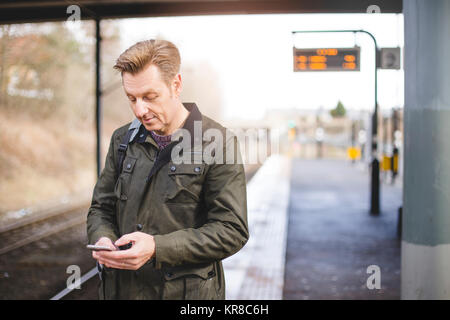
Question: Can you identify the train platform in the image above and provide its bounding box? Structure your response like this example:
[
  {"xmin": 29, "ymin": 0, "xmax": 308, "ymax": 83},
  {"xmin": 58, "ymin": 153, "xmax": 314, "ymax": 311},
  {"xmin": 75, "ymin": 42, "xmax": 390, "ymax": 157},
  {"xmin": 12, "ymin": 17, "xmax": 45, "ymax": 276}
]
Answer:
[
  {"xmin": 223, "ymin": 154, "xmax": 291, "ymax": 299},
  {"xmin": 284, "ymin": 158, "xmax": 402, "ymax": 299},
  {"xmin": 224, "ymin": 156, "xmax": 402, "ymax": 300}
]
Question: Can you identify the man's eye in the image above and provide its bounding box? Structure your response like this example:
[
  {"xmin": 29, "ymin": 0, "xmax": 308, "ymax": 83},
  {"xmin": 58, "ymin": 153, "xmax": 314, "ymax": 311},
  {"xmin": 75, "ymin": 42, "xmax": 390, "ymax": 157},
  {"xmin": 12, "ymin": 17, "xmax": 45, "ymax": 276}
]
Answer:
[
  {"xmin": 128, "ymin": 96, "xmax": 136, "ymax": 102},
  {"xmin": 144, "ymin": 96, "xmax": 157, "ymax": 101}
]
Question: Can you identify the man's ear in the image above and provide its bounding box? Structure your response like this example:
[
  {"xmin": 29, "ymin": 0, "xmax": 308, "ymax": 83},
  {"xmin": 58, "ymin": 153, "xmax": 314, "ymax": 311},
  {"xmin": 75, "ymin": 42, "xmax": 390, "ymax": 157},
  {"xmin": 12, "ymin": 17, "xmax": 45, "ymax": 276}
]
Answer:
[{"xmin": 172, "ymin": 73, "xmax": 182, "ymax": 97}]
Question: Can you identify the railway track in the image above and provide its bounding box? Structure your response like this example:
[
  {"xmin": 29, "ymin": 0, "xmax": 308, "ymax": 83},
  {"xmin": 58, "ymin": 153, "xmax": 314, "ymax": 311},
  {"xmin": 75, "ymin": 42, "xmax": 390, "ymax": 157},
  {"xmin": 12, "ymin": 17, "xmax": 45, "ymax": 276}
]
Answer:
[{"xmin": 0, "ymin": 200, "xmax": 90, "ymax": 256}]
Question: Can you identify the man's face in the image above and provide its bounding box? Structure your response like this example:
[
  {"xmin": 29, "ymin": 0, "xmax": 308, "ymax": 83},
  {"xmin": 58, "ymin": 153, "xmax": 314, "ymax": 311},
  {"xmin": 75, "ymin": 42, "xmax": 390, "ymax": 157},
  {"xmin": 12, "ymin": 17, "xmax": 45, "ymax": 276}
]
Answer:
[{"xmin": 122, "ymin": 64, "xmax": 181, "ymax": 135}]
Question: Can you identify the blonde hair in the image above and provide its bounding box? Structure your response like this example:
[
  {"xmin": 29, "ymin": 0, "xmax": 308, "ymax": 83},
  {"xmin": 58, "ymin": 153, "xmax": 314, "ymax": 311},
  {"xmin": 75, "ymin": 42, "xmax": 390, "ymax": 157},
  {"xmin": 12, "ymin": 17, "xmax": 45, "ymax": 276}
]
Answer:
[{"xmin": 113, "ymin": 39, "xmax": 181, "ymax": 87}]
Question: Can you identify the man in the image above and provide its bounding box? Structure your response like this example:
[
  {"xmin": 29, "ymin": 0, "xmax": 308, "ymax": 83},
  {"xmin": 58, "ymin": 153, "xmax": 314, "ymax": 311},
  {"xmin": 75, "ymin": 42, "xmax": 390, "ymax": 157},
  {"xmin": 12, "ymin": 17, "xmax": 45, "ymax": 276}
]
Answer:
[{"xmin": 87, "ymin": 39, "xmax": 249, "ymax": 300}]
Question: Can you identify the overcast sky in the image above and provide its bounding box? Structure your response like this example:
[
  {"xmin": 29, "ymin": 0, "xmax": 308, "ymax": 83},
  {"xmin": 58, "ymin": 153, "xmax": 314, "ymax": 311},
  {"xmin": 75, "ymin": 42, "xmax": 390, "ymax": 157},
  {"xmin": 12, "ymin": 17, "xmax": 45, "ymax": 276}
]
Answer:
[{"xmin": 117, "ymin": 13, "xmax": 404, "ymax": 121}]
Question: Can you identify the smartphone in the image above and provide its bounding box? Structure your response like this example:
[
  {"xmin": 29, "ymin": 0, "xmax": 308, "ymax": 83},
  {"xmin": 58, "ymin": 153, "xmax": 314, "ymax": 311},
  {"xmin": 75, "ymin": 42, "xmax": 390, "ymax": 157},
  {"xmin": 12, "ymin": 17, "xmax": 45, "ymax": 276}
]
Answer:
[{"xmin": 86, "ymin": 244, "xmax": 115, "ymax": 251}]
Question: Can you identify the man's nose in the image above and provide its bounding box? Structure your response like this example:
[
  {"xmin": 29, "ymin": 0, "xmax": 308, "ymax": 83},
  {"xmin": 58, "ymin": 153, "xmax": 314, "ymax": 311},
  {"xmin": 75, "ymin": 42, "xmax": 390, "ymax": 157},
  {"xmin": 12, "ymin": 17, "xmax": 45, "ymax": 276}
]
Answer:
[{"xmin": 135, "ymin": 99, "xmax": 147, "ymax": 118}]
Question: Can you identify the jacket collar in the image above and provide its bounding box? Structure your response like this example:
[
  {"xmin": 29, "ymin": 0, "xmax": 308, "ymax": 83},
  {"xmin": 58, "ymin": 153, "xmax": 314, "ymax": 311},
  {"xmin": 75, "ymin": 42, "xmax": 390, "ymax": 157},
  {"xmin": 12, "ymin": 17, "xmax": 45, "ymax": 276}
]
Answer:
[{"xmin": 146, "ymin": 103, "xmax": 202, "ymax": 179}]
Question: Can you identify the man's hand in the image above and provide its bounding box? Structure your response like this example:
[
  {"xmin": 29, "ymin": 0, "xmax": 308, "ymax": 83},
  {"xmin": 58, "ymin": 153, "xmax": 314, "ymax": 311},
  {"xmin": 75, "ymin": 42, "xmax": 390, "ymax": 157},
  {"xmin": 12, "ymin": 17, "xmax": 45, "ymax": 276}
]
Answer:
[
  {"xmin": 92, "ymin": 232, "xmax": 156, "ymax": 270},
  {"xmin": 91, "ymin": 237, "xmax": 117, "ymax": 261}
]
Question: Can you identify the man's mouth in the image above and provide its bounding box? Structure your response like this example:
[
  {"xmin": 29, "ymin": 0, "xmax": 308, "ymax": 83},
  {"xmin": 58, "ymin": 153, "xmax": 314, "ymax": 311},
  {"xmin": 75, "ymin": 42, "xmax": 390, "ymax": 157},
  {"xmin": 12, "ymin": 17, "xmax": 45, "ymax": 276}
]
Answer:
[{"xmin": 143, "ymin": 115, "xmax": 156, "ymax": 123}]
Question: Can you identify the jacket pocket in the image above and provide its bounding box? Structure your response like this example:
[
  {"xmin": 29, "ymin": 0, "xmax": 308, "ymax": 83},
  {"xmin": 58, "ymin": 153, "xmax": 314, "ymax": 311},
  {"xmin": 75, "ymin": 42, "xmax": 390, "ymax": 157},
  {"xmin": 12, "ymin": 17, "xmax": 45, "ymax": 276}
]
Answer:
[
  {"xmin": 116, "ymin": 156, "xmax": 138, "ymax": 196},
  {"xmin": 114, "ymin": 156, "xmax": 138, "ymax": 232},
  {"xmin": 162, "ymin": 263, "xmax": 217, "ymax": 300},
  {"xmin": 165, "ymin": 163, "xmax": 206, "ymax": 204},
  {"xmin": 122, "ymin": 156, "xmax": 137, "ymax": 174}
]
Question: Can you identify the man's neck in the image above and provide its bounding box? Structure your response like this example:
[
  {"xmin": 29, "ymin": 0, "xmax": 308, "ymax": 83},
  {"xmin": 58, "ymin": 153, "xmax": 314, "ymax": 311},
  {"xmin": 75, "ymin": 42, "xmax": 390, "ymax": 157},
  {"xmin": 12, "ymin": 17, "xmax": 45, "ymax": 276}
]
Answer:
[{"xmin": 155, "ymin": 102, "xmax": 189, "ymax": 136}]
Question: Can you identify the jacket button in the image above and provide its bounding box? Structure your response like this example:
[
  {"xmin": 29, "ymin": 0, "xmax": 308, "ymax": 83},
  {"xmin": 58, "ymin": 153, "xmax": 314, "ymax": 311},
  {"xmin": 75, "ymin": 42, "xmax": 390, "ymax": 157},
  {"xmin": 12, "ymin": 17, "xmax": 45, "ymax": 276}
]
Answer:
[
  {"xmin": 170, "ymin": 166, "xmax": 176, "ymax": 172},
  {"xmin": 194, "ymin": 167, "xmax": 201, "ymax": 173},
  {"xmin": 120, "ymin": 194, "xmax": 128, "ymax": 201},
  {"xmin": 166, "ymin": 272, "xmax": 173, "ymax": 278},
  {"xmin": 126, "ymin": 163, "xmax": 132, "ymax": 170},
  {"xmin": 208, "ymin": 271, "xmax": 215, "ymax": 277},
  {"xmin": 136, "ymin": 224, "xmax": 143, "ymax": 231}
]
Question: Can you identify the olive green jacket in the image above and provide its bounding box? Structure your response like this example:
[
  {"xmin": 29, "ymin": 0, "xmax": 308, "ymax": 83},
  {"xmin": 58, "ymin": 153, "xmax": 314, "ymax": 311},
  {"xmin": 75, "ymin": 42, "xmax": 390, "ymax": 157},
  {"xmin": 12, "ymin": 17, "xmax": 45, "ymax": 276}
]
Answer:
[{"xmin": 86, "ymin": 103, "xmax": 249, "ymax": 299}]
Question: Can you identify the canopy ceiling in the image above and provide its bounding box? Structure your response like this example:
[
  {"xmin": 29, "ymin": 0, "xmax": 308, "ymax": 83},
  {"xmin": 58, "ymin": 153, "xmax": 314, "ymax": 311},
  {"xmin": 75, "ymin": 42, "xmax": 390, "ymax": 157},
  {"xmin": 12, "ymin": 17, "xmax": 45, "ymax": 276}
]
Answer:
[{"xmin": 0, "ymin": 0, "xmax": 402, "ymax": 24}]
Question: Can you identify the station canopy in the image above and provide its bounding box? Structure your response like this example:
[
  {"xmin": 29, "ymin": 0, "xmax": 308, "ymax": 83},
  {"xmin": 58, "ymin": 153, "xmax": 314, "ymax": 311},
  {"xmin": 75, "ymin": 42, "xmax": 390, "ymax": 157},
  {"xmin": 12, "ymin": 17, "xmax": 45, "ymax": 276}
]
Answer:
[{"xmin": 0, "ymin": 0, "xmax": 402, "ymax": 24}]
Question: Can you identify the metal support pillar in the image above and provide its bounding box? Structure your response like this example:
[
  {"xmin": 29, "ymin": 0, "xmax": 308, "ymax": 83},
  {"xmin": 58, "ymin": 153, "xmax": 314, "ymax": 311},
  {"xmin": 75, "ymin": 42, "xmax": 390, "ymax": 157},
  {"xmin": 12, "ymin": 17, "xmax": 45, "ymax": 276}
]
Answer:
[{"xmin": 95, "ymin": 18, "xmax": 102, "ymax": 178}]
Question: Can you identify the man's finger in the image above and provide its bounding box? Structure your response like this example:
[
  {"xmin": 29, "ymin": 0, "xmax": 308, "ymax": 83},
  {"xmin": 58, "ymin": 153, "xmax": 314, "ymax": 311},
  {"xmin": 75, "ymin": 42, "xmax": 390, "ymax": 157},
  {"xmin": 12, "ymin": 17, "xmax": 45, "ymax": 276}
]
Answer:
[
  {"xmin": 101, "ymin": 258, "xmax": 138, "ymax": 270},
  {"xmin": 95, "ymin": 237, "xmax": 115, "ymax": 248},
  {"xmin": 95, "ymin": 247, "xmax": 137, "ymax": 260},
  {"xmin": 99, "ymin": 252, "xmax": 146, "ymax": 268},
  {"xmin": 114, "ymin": 232, "xmax": 138, "ymax": 247}
]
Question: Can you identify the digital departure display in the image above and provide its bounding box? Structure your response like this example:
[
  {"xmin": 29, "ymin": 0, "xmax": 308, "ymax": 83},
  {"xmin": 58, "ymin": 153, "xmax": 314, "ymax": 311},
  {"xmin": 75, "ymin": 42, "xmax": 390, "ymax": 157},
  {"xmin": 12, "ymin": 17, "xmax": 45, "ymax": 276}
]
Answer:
[{"xmin": 293, "ymin": 47, "xmax": 360, "ymax": 72}]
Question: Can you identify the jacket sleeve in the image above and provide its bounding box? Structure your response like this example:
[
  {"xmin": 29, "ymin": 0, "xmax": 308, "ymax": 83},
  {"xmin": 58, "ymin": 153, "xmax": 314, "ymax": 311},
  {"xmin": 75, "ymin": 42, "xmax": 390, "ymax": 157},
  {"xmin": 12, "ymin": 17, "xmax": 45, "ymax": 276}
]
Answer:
[
  {"xmin": 153, "ymin": 135, "xmax": 249, "ymax": 268},
  {"xmin": 86, "ymin": 132, "xmax": 120, "ymax": 244}
]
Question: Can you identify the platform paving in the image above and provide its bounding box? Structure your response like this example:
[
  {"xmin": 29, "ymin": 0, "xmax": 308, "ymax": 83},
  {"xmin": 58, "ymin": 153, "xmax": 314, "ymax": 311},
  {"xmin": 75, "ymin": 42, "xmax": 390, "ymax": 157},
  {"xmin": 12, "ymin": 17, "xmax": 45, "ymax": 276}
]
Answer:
[
  {"xmin": 283, "ymin": 159, "xmax": 402, "ymax": 299},
  {"xmin": 223, "ymin": 155, "xmax": 291, "ymax": 299}
]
